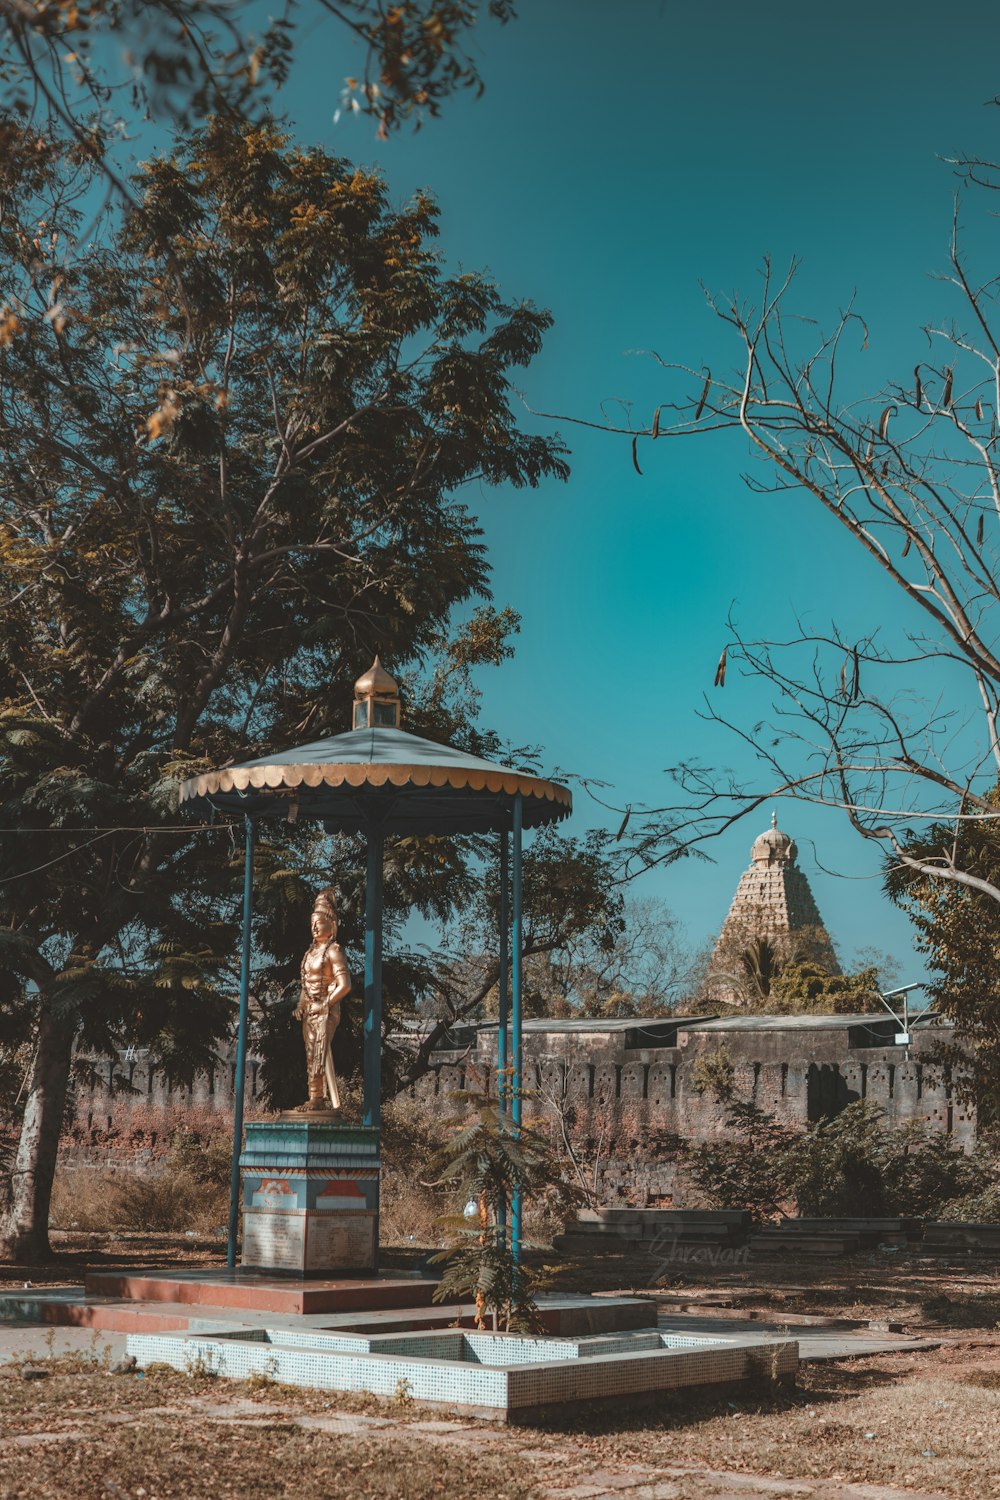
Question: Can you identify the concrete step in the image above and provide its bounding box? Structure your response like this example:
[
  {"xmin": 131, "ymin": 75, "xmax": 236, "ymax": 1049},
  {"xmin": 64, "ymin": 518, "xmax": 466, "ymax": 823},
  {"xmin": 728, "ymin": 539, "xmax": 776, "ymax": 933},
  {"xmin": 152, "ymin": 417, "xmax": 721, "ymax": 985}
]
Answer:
[
  {"xmin": 580, "ymin": 1208, "xmax": 751, "ymax": 1227},
  {"xmin": 791, "ymin": 1217, "xmax": 920, "ymax": 1235},
  {"xmin": 0, "ymin": 1286, "xmax": 657, "ymax": 1340},
  {"xmin": 562, "ymin": 1221, "xmax": 745, "ymax": 1245},
  {"xmin": 750, "ymin": 1231, "xmax": 862, "ymax": 1256},
  {"xmin": 922, "ymin": 1222, "xmax": 1000, "ymax": 1251},
  {"xmin": 84, "ymin": 1269, "xmax": 440, "ymax": 1316}
]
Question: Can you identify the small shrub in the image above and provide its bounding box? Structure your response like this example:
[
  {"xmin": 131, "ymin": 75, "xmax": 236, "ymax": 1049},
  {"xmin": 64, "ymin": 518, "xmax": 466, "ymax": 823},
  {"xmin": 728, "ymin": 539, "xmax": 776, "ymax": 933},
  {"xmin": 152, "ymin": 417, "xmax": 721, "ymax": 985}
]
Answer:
[
  {"xmin": 169, "ymin": 1129, "xmax": 232, "ymax": 1191},
  {"xmin": 938, "ymin": 1181, "xmax": 1000, "ymax": 1222},
  {"xmin": 429, "ymin": 1087, "xmax": 584, "ymax": 1331},
  {"xmin": 50, "ymin": 1162, "xmax": 228, "ymax": 1234},
  {"xmin": 889, "ymin": 1134, "xmax": 995, "ymax": 1218},
  {"xmin": 682, "ymin": 1100, "xmax": 798, "ymax": 1221},
  {"xmin": 690, "ymin": 1043, "xmax": 736, "ymax": 1102},
  {"xmin": 789, "ymin": 1103, "xmax": 891, "ymax": 1218}
]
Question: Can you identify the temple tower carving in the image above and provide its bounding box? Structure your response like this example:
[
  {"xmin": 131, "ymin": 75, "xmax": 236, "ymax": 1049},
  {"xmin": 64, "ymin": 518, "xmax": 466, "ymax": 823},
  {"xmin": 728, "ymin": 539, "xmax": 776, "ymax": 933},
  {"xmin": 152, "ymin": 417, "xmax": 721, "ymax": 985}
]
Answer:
[{"xmin": 706, "ymin": 813, "xmax": 840, "ymax": 1005}]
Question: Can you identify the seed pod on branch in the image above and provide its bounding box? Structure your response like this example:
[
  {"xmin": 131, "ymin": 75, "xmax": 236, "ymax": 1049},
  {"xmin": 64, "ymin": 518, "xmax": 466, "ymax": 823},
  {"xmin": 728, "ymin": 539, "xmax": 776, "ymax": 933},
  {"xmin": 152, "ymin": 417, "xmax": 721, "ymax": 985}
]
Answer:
[
  {"xmin": 695, "ymin": 371, "xmax": 711, "ymax": 420},
  {"xmin": 714, "ymin": 647, "xmax": 727, "ymax": 688}
]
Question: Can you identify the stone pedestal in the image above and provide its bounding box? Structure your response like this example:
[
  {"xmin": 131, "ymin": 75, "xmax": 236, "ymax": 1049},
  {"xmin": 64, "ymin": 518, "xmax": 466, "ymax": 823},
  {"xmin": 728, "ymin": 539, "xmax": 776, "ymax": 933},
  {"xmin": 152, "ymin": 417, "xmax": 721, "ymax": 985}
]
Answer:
[{"xmin": 240, "ymin": 1121, "xmax": 380, "ymax": 1276}]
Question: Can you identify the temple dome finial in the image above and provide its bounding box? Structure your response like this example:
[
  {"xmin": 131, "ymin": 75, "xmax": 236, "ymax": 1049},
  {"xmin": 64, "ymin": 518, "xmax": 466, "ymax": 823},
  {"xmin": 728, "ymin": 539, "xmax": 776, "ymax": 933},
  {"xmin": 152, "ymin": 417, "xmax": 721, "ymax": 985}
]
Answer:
[
  {"xmin": 751, "ymin": 813, "xmax": 796, "ymax": 866},
  {"xmin": 353, "ymin": 655, "xmax": 401, "ymax": 730}
]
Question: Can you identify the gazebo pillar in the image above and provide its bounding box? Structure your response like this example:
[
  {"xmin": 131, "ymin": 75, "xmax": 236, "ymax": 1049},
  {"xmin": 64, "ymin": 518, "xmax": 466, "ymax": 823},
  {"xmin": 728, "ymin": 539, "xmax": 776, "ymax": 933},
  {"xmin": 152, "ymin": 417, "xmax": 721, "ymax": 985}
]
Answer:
[
  {"xmin": 227, "ymin": 813, "xmax": 256, "ymax": 1270},
  {"xmin": 497, "ymin": 830, "xmax": 509, "ymax": 1110},
  {"xmin": 363, "ymin": 824, "xmax": 385, "ymax": 1130},
  {"xmin": 496, "ymin": 829, "xmax": 509, "ymax": 1241},
  {"xmin": 511, "ymin": 792, "xmax": 524, "ymax": 1263}
]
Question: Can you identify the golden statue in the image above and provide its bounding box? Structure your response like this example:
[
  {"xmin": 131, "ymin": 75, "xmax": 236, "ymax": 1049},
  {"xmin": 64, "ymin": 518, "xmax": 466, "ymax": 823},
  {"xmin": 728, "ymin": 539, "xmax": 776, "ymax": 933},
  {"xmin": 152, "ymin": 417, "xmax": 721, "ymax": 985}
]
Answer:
[{"xmin": 292, "ymin": 887, "xmax": 351, "ymax": 1112}]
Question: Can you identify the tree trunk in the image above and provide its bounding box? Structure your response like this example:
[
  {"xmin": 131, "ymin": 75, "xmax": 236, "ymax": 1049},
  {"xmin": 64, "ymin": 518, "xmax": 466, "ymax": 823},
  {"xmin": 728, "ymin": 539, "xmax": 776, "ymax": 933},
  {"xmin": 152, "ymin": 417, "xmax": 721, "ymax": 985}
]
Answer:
[{"xmin": 0, "ymin": 1004, "xmax": 76, "ymax": 1263}]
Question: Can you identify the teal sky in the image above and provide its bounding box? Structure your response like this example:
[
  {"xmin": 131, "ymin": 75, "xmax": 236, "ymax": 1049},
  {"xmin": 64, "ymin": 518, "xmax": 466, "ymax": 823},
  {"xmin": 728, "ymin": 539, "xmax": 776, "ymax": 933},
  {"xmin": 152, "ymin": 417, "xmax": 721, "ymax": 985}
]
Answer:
[{"xmin": 277, "ymin": 1, "xmax": 1000, "ymax": 976}]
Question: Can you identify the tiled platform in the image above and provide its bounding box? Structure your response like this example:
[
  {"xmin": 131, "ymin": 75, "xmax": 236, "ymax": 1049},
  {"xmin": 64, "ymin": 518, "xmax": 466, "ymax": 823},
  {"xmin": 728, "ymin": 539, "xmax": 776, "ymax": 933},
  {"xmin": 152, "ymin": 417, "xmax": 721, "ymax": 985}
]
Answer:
[
  {"xmin": 0, "ymin": 1281, "xmax": 658, "ymax": 1339},
  {"xmin": 127, "ymin": 1321, "xmax": 799, "ymax": 1420}
]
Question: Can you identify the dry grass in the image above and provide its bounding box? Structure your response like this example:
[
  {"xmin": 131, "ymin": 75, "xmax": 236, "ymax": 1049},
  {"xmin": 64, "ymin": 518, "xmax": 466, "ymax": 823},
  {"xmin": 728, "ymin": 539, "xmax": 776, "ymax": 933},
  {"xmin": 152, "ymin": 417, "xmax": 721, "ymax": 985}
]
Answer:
[
  {"xmin": 2, "ymin": 1340, "xmax": 1000, "ymax": 1499},
  {"xmin": 50, "ymin": 1167, "xmax": 227, "ymax": 1237},
  {"xmin": 533, "ymin": 1347, "xmax": 1000, "ymax": 1497},
  {"xmin": 0, "ymin": 1362, "xmax": 537, "ymax": 1500}
]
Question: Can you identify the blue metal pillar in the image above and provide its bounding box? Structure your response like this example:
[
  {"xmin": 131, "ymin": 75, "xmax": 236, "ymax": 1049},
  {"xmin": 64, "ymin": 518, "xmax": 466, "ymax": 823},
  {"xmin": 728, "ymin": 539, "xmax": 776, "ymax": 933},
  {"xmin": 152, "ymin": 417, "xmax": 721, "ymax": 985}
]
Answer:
[
  {"xmin": 497, "ymin": 830, "xmax": 509, "ymax": 1111},
  {"xmin": 363, "ymin": 824, "xmax": 384, "ymax": 1269},
  {"xmin": 227, "ymin": 813, "xmax": 255, "ymax": 1270},
  {"xmin": 363, "ymin": 824, "xmax": 384, "ymax": 1128},
  {"xmin": 511, "ymin": 793, "xmax": 523, "ymax": 1264},
  {"xmin": 497, "ymin": 828, "xmax": 510, "ymax": 1245}
]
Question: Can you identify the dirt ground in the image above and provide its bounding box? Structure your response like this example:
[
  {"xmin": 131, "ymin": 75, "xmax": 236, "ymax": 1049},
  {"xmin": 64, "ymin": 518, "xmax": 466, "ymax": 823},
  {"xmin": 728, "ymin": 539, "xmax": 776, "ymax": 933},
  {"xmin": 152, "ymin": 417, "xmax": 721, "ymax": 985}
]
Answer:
[{"xmin": 2, "ymin": 1236, "xmax": 1000, "ymax": 1500}]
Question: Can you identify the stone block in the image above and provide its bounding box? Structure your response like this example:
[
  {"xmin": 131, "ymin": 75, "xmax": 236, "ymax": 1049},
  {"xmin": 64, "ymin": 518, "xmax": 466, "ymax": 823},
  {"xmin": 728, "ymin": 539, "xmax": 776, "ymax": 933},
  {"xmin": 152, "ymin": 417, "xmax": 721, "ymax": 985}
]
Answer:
[{"xmin": 240, "ymin": 1121, "xmax": 380, "ymax": 1276}]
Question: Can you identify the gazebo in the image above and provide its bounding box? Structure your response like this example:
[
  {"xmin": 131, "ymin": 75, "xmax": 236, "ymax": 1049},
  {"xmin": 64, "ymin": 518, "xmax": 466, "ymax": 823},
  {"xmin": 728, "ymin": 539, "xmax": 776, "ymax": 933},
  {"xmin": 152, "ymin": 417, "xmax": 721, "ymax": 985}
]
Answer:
[{"xmin": 178, "ymin": 660, "xmax": 571, "ymax": 1270}]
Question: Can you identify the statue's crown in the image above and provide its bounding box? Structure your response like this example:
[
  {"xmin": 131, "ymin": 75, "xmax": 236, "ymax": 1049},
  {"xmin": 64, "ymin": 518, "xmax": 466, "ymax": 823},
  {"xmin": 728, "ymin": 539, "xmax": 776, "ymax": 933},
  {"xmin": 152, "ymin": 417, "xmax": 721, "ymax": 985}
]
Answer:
[{"xmin": 312, "ymin": 887, "xmax": 338, "ymax": 925}]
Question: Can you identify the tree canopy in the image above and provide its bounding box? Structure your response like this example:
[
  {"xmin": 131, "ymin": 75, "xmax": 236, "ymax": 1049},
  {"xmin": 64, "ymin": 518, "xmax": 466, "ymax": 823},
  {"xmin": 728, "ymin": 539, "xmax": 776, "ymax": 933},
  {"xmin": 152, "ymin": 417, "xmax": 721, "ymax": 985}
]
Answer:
[
  {"xmin": 0, "ymin": 2, "xmax": 516, "ymax": 197},
  {"xmin": 0, "ymin": 115, "xmax": 566, "ymax": 1259},
  {"xmin": 886, "ymin": 802, "xmax": 1000, "ymax": 1125}
]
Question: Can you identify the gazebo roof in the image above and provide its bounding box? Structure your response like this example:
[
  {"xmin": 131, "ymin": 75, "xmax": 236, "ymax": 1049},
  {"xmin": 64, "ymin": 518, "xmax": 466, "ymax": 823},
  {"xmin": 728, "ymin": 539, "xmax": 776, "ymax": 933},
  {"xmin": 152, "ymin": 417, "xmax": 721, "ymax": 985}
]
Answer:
[{"xmin": 178, "ymin": 725, "xmax": 571, "ymax": 835}]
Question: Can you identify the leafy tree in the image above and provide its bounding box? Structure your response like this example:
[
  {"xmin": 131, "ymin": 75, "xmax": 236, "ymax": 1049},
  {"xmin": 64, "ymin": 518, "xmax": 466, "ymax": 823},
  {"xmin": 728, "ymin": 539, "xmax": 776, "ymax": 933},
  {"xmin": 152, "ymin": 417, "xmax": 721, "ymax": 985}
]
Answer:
[
  {"xmin": 685, "ymin": 1089, "xmax": 994, "ymax": 1223},
  {"xmin": 886, "ymin": 807, "xmax": 1000, "ymax": 1125},
  {"xmin": 0, "ymin": 116, "xmax": 567, "ymax": 1261},
  {"xmin": 767, "ymin": 960, "xmax": 880, "ymax": 1015},
  {"xmin": 0, "ymin": 1, "xmax": 516, "ymax": 199},
  {"xmin": 788, "ymin": 1102, "xmax": 893, "ymax": 1218},
  {"xmin": 704, "ymin": 932, "xmax": 880, "ymax": 1013},
  {"xmin": 788, "ymin": 1102, "xmax": 994, "ymax": 1219}
]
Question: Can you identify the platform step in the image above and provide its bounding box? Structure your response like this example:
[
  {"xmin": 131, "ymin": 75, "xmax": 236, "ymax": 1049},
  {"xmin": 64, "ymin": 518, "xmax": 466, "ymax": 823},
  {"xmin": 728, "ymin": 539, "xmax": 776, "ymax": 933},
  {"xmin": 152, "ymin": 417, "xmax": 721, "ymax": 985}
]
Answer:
[
  {"xmin": 83, "ymin": 1269, "xmax": 441, "ymax": 1317},
  {"xmin": 922, "ymin": 1222, "xmax": 1000, "ymax": 1251},
  {"xmin": 750, "ymin": 1231, "xmax": 862, "ymax": 1256}
]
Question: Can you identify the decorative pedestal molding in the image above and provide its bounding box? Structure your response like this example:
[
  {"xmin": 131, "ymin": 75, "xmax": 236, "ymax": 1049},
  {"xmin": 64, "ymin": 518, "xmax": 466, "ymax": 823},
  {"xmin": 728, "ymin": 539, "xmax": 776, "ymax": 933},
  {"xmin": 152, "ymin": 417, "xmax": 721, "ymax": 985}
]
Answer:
[{"xmin": 240, "ymin": 1121, "xmax": 380, "ymax": 1276}]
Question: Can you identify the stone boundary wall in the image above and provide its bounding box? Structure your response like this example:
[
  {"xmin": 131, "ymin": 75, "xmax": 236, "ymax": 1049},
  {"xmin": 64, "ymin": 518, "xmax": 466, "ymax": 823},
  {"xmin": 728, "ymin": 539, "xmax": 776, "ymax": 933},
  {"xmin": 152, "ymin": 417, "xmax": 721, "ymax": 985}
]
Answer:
[
  {"xmin": 63, "ymin": 1049, "xmax": 266, "ymax": 1166},
  {"xmin": 62, "ymin": 1013, "xmax": 975, "ymax": 1197},
  {"xmin": 404, "ymin": 1014, "xmax": 975, "ymax": 1204}
]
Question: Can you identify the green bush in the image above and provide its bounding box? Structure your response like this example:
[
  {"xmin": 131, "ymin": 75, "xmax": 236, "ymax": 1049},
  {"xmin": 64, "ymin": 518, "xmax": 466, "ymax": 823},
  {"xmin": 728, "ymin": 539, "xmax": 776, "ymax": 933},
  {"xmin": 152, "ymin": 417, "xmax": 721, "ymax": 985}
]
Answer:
[
  {"xmin": 684, "ymin": 1097, "xmax": 998, "ymax": 1222},
  {"xmin": 789, "ymin": 1103, "xmax": 893, "ymax": 1217},
  {"xmin": 683, "ymin": 1100, "xmax": 798, "ymax": 1222}
]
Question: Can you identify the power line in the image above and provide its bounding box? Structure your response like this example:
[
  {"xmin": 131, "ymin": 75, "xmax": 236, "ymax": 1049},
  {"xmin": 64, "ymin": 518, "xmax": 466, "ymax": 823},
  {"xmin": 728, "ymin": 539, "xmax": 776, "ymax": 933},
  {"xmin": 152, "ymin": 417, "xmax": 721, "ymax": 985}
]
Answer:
[{"xmin": 0, "ymin": 822, "xmax": 226, "ymax": 834}]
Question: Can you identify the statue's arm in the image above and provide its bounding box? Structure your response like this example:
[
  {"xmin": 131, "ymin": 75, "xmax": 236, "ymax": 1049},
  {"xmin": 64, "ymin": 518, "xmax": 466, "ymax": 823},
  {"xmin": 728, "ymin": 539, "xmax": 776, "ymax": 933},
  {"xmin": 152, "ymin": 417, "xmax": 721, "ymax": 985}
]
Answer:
[{"xmin": 326, "ymin": 944, "xmax": 352, "ymax": 1008}]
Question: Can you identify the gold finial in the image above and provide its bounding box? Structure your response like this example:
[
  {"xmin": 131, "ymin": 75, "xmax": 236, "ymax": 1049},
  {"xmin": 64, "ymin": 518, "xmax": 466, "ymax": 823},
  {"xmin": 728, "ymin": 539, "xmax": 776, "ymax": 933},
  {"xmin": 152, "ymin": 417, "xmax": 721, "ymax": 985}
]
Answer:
[{"xmin": 353, "ymin": 655, "xmax": 401, "ymax": 730}]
